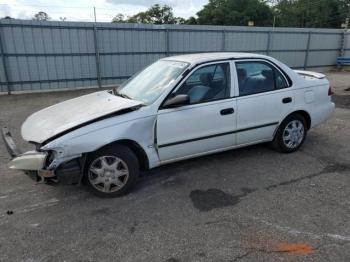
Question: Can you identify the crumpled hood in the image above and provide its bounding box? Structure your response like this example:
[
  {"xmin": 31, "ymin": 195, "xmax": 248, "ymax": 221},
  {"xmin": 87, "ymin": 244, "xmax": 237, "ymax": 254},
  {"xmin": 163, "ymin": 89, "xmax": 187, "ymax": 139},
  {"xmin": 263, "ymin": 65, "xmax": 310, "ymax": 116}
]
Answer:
[{"xmin": 21, "ymin": 91, "xmax": 142, "ymax": 143}]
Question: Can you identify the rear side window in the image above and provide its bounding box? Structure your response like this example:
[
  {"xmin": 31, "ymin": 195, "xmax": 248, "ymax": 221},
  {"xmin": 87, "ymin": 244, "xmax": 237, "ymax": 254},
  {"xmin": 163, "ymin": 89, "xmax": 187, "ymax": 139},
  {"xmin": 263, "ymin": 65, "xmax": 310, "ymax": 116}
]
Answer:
[{"xmin": 236, "ymin": 61, "xmax": 288, "ymax": 96}]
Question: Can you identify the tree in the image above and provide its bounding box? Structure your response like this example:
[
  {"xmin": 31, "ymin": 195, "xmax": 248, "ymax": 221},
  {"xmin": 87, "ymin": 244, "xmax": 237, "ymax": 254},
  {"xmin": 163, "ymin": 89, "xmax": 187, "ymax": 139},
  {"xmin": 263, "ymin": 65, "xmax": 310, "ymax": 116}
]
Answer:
[
  {"xmin": 112, "ymin": 4, "xmax": 184, "ymax": 24},
  {"xmin": 33, "ymin": 11, "xmax": 50, "ymax": 21},
  {"xmin": 112, "ymin": 13, "xmax": 128, "ymax": 23},
  {"xmin": 196, "ymin": 0, "xmax": 273, "ymax": 26},
  {"xmin": 185, "ymin": 16, "xmax": 198, "ymax": 25},
  {"xmin": 110, "ymin": 0, "xmax": 350, "ymax": 28},
  {"xmin": 273, "ymin": 0, "xmax": 350, "ymax": 28},
  {"xmin": 1, "ymin": 16, "xmax": 13, "ymax": 19}
]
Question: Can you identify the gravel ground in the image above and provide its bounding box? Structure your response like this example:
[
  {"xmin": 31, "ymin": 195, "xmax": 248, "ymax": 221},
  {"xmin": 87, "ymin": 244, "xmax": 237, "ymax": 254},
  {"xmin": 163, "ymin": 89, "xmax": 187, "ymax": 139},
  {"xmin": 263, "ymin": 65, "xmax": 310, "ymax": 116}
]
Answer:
[{"xmin": 0, "ymin": 72, "xmax": 349, "ymax": 262}]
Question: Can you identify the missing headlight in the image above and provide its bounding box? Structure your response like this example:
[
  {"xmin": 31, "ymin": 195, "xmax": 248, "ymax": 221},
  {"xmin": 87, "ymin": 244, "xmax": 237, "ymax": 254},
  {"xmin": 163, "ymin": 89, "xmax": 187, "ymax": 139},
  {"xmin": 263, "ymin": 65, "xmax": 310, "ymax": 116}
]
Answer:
[{"xmin": 45, "ymin": 150, "xmax": 56, "ymax": 167}]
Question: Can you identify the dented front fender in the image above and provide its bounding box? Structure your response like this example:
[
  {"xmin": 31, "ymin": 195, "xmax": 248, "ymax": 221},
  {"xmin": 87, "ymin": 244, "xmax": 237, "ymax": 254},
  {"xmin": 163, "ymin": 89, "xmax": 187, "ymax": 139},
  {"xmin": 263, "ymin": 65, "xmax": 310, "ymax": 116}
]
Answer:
[{"xmin": 40, "ymin": 109, "xmax": 159, "ymax": 169}]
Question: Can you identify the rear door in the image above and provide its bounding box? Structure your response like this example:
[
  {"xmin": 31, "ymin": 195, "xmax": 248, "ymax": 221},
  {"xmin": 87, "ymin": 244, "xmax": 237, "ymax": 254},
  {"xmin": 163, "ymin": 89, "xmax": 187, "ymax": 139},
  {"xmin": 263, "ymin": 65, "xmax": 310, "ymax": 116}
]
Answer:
[
  {"xmin": 156, "ymin": 61, "xmax": 237, "ymax": 162},
  {"xmin": 234, "ymin": 59, "xmax": 294, "ymax": 145}
]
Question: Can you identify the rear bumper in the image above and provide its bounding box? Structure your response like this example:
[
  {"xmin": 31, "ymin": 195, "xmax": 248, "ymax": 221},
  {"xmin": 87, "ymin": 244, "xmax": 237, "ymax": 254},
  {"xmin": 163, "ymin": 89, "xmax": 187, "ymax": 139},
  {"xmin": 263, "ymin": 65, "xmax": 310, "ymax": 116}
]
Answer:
[{"xmin": 2, "ymin": 127, "xmax": 80, "ymax": 184}]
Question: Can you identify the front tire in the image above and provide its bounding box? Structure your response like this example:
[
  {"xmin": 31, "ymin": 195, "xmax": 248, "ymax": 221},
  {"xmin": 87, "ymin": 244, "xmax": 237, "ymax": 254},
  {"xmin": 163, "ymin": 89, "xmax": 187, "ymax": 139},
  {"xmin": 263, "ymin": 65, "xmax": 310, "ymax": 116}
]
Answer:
[
  {"xmin": 271, "ymin": 114, "xmax": 307, "ymax": 153},
  {"xmin": 85, "ymin": 145, "xmax": 139, "ymax": 197}
]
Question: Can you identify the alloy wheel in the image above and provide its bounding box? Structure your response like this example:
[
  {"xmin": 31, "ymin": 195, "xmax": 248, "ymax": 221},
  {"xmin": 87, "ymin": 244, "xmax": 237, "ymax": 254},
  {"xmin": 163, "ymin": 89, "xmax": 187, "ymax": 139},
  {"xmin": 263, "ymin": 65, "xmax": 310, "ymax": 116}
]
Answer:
[
  {"xmin": 282, "ymin": 120, "xmax": 305, "ymax": 149},
  {"xmin": 88, "ymin": 155, "xmax": 129, "ymax": 193}
]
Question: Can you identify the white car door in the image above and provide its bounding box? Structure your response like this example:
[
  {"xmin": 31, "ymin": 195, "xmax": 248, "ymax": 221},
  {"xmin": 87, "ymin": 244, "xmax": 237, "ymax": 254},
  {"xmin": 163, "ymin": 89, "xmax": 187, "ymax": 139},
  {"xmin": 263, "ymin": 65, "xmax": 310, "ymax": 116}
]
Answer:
[
  {"xmin": 234, "ymin": 59, "xmax": 294, "ymax": 145},
  {"xmin": 156, "ymin": 61, "xmax": 237, "ymax": 162}
]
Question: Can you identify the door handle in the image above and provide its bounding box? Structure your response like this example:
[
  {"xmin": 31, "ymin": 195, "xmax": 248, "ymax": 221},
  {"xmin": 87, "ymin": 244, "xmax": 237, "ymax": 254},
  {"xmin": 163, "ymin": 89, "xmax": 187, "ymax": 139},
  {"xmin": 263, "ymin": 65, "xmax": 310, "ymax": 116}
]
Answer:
[
  {"xmin": 220, "ymin": 108, "xmax": 234, "ymax": 115},
  {"xmin": 282, "ymin": 97, "xmax": 292, "ymax": 103}
]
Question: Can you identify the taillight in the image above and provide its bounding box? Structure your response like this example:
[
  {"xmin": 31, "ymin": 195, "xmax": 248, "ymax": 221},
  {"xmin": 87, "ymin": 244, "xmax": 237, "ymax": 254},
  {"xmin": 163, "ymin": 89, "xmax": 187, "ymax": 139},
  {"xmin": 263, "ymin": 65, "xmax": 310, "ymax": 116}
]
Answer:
[{"xmin": 328, "ymin": 86, "xmax": 334, "ymax": 96}]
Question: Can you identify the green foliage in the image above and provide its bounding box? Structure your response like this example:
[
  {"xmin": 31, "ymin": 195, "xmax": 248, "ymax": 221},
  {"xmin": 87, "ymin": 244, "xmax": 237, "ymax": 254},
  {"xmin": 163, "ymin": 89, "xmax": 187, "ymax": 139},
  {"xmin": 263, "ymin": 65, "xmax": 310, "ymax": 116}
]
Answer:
[
  {"xmin": 274, "ymin": 0, "xmax": 350, "ymax": 28},
  {"xmin": 112, "ymin": 14, "xmax": 128, "ymax": 23},
  {"xmin": 195, "ymin": 0, "xmax": 273, "ymax": 26},
  {"xmin": 33, "ymin": 11, "xmax": 50, "ymax": 21},
  {"xmin": 185, "ymin": 16, "xmax": 198, "ymax": 25},
  {"xmin": 112, "ymin": 0, "xmax": 350, "ymax": 28},
  {"xmin": 112, "ymin": 4, "xmax": 184, "ymax": 24}
]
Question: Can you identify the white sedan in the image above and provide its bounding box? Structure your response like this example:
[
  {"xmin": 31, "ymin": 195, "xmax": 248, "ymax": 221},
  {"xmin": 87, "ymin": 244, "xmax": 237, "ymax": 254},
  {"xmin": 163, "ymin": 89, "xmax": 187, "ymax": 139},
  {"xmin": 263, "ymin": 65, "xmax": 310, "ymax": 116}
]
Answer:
[{"xmin": 2, "ymin": 53, "xmax": 335, "ymax": 197}]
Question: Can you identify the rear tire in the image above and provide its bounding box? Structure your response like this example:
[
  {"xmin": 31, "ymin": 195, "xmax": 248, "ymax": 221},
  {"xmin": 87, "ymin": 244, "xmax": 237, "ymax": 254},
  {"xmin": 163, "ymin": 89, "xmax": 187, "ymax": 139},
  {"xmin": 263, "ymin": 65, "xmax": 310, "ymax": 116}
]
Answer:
[
  {"xmin": 271, "ymin": 114, "xmax": 307, "ymax": 153},
  {"xmin": 84, "ymin": 145, "xmax": 139, "ymax": 197}
]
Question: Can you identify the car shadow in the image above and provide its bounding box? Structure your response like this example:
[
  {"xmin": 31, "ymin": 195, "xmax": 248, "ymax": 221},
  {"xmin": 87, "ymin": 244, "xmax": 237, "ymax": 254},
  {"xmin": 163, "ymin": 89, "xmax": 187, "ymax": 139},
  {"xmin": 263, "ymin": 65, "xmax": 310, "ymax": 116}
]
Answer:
[{"xmin": 133, "ymin": 143, "xmax": 273, "ymax": 193}]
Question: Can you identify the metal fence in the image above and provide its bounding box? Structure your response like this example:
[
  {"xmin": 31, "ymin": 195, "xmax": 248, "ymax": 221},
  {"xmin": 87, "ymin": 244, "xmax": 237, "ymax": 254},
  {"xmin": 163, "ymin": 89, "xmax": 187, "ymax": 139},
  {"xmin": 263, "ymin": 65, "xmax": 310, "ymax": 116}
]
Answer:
[{"xmin": 0, "ymin": 19, "xmax": 348, "ymax": 94}]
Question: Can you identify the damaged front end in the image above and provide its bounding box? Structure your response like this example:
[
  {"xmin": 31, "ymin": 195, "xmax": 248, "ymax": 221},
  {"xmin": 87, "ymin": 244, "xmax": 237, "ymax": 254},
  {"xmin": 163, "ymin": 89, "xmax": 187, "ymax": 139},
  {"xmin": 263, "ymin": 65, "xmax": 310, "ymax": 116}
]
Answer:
[
  {"xmin": 2, "ymin": 127, "xmax": 81, "ymax": 184},
  {"xmin": 2, "ymin": 91, "xmax": 144, "ymax": 185}
]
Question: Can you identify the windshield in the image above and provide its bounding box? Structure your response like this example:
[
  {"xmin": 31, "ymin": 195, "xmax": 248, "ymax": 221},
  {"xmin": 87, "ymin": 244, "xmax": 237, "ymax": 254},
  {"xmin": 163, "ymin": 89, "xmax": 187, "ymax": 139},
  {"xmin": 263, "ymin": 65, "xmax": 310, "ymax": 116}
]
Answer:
[{"xmin": 118, "ymin": 60, "xmax": 189, "ymax": 105}]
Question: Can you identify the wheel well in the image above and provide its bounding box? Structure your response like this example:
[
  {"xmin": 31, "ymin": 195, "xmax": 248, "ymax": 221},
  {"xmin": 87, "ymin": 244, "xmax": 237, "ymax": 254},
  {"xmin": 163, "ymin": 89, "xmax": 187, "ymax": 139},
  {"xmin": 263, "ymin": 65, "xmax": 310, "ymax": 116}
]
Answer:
[
  {"xmin": 99, "ymin": 139, "xmax": 149, "ymax": 171},
  {"xmin": 288, "ymin": 110, "xmax": 311, "ymax": 130}
]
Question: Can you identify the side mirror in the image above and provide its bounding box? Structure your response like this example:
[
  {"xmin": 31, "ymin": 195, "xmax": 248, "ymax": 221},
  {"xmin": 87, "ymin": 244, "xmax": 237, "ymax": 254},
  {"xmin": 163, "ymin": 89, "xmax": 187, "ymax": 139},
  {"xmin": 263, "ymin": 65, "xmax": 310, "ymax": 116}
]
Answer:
[{"xmin": 163, "ymin": 94, "xmax": 190, "ymax": 108}]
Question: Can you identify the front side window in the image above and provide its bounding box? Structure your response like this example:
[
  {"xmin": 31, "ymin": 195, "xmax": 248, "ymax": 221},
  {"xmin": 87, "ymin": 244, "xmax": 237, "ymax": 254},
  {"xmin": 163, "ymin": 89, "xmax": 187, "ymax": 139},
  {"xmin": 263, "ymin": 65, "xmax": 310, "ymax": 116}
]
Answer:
[
  {"xmin": 118, "ymin": 60, "xmax": 189, "ymax": 105},
  {"xmin": 173, "ymin": 62, "xmax": 231, "ymax": 104},
  {"xmin": 236, "ymin": 61, "xmax": 288, "ymax": 96}
]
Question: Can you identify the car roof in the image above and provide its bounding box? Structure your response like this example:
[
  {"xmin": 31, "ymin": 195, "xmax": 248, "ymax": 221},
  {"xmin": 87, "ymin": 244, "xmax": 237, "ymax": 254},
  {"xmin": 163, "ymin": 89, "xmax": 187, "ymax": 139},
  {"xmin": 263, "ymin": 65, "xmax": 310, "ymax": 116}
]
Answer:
[{"xmin": 161, "ymin": 52, "xmax": 269, "ymax": 65}]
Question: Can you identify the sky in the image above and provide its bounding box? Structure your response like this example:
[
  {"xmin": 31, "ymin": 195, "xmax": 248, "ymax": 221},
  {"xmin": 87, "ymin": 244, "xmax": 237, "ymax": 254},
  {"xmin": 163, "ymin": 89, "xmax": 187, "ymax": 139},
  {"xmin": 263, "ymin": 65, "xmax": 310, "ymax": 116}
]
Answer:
[{"xmin": 0, "ymin": 0, "xmax": 208, "ymax": 22}]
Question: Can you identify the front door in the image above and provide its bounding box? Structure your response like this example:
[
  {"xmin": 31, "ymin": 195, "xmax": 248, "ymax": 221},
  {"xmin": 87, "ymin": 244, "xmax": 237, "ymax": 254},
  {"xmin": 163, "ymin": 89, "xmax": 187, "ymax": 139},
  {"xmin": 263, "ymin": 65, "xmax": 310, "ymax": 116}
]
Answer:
[{"xmin": 156, "ymin": 62, "xmax": 237, "ymax": 162}]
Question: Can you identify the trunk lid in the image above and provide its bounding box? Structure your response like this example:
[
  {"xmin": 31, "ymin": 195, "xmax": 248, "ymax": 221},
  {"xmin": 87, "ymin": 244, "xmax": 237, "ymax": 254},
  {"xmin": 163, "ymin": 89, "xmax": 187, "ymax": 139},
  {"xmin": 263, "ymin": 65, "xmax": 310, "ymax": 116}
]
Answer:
[{"xmin": 21, "ymin": 91, "xmax": 142, "ymax": 143}]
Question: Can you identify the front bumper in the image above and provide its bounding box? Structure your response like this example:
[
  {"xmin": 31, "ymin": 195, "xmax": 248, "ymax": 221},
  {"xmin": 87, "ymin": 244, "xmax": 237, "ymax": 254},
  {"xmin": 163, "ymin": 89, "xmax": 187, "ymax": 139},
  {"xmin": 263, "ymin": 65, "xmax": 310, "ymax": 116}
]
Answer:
[
  {"xmin": 7, "ymin": 150, "xmax": 48, "ymax": 170},
  {"xmin": 2, "ymin": 127, "xmax": 22, "ymax": 158},
  {"xmin": 2, "ymin": 127, "xmax": 81, "ymax": 184},
  {"xmin": 2, "ymin": 127, "xmax": 55, "ymax": 181}
]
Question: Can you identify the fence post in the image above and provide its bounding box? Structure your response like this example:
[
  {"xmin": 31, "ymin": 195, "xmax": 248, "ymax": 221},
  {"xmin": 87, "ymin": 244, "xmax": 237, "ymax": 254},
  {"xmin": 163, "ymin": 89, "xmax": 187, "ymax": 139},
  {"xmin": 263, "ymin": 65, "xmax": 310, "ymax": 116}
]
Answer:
[
  {"xmin": 338, "ymin": 29, "xmax": 348, "ymax": 69},
  {"xmin": 304, "ymin": 32, "xmax": 311, "ymax": 70},
  {"xmin": 0, "ymin": 26, "xmax": 11, "ymax": 95},
  {"xmin": 266, "ymin": 31, "xmax": 272, "ymax": 55},
  {"xmin": 340, "ymin": 29, "xmax": 348, "ymax": 58},
  {"xmin": 165, "ymin": 28, "xmax": 170, "ymax": 56},
  {"xmin": 222, "ymin": 29, "xmax": 226, "ymax": 51},
  {"xmin": 93, "ymin": 24, "xmax": 102, "ymax": 89},
  {"xmin": 340, "ymin": 18, "xmax": 349, "ymax": 58}
]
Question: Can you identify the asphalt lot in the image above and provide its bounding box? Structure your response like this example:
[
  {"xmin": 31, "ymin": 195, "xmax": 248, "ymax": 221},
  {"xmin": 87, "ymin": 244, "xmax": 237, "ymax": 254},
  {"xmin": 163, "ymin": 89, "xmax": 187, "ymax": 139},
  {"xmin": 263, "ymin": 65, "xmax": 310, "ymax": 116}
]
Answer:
[{"xmin": 0, "ymin": 72, "xmax": 350, "ymax": 262}]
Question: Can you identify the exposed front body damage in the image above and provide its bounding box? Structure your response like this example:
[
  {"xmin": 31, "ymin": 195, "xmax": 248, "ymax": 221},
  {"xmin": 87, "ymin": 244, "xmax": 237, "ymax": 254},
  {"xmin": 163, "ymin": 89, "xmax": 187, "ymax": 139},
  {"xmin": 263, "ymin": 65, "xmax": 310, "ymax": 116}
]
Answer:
[
  {"xmin": 2, "ymin": 52, "xmax": 335, "ymax": 189},
  {"xmin": 5, "ymin": 90, "xmax": 159, "ymax": 184},
  {"xmin": 41, "ymin": 109, "xmax": 159, "ymax": 171}
]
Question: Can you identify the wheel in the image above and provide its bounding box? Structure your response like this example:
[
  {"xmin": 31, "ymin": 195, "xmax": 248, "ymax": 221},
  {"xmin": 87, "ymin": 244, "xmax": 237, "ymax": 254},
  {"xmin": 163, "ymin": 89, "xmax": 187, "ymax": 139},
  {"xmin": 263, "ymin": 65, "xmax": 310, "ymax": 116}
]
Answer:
[
  {"xmin": 271, "ymin": 114, "xmax": 307, "ymax": 153},
  {"xmin": 85, "ymin": 145, "xmax": 139, "ymax": 197}
]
